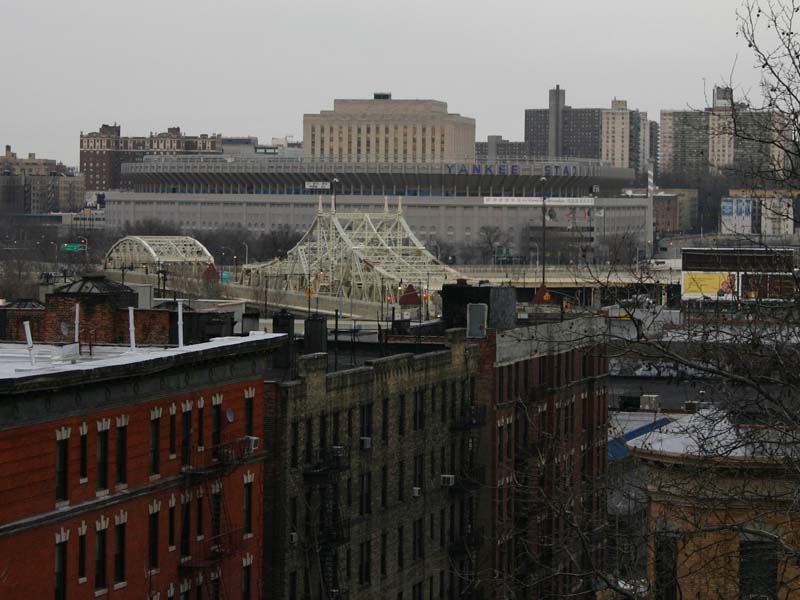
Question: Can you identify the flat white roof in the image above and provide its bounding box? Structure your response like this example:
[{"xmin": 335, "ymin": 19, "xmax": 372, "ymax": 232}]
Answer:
[{"xmin": 0, "ymin": 332, "xmax": 284, "ymax": 381}]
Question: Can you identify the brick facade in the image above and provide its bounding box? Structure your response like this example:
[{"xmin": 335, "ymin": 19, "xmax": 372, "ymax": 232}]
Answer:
[{"xmin": 0, "ymin": 334, "xmax": 284, "ymax": 599}]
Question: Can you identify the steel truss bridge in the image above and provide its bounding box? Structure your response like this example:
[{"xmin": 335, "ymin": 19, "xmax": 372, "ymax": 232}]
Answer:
[{"xmin": 242, "ymin": 197, "xmax": 461, "ymax": 304}]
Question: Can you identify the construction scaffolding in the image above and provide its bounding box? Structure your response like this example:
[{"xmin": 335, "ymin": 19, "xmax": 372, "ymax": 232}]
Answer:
[{"xmin": 243, "ymin": 197, "xmax": 461, "ymax": 304}]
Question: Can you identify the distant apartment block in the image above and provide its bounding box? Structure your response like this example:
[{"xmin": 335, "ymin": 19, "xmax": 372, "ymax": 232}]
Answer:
[
  {"xmin": 0, "ymin": 145, "xmax": 84, "ymax": 213},
  {"xmin": 303, "ymin": 92, "xmax": 476, "ymax": 163},
  {"xmin": 475, "ymin": 136, "xmax": 537, "ymax": 162},
  {"xmin": 659, "ymin": 87, "xmax": 785, "ymax": 180},
  {"xmin": 79, "ymin": 125, "xmax": 222, "ymax": 191},
  {"xmin": 525, "ymin": 86, "xmax": 651, "ymax": 173}
]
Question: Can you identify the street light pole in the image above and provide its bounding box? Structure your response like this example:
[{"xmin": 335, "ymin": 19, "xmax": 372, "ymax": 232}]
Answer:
[
  {"xmin": 540, "ymin": 177, "xmax": 547, "ymax": 288},
  {"xmin": 242, "ymin": 241, "xmax": 249, "ymax": 265}
]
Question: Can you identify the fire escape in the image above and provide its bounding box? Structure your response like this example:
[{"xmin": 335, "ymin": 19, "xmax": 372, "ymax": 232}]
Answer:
[
  {"xmin": 447, "ymin": 404, "xmax": 487, "ymax": 594},
  {"xmin": 180, "ymin": 435, "xmax": 261, "ymax": 598},
  {"xmin": 303, "ymin": 445, "xmax": 351, "ymax": 599}
]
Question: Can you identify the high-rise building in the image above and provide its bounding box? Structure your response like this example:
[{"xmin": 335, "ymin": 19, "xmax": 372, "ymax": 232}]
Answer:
[
  {"xmin": 303, "ymin": 93, "xmax": 476, "ymax": 163},
  {"xmin": 659, "ymin": 87, "xmax": 784, "ymax": 180},
  {"xmin": 79, "ymin": 125, "xmax": 222, "ymax": 191},
  {"xmin": 526, "ymin": 87, "xmax": 651, "ymax": 173},
  {"xmin": 649, "ymin": 121, "xmax": 660, "ymax": 178}
]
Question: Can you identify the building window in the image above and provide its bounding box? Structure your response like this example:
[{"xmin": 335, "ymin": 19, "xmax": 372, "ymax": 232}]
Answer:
[
  {"xmin": 168, "ymin": 505, "xmax": 176, "ymax": 548},
  {"xmin": 55, "ymin": 540, "xmax": 67, "ymax": 600},
  {"xmin": 212, "ymin": 404, "xmax": 222, "ymax": 457},
  {"xmin": 242, "ymin": 564, "xmax": 251, "ymax": 600},
  {"xmin": 740, "ymin": 539, "xmax": 777, "ymax": 600},
  {"xmin": 181, "ymin": 501, "xmax": 191, "ymax": 557},
  {"xmin": 381, "ymin": 465, "xmax": 388, "ymax": 508},
  {"xmin": 181, "ymin": 410, "xmax": 191, "ymax": 466},
  {"xmin": 412, "ymin": 517, "xmax": 424, "ymax": 561},
  {"xmin": 97, "ymin": 430, "xmax": 108, "ymax": 491},
  {"xmin": 359, "ymin": 471, "xmax": 372, "ymax": 515},
  {"xmin": 245, "ymin": 396, "xmax": 254, "ymax": 437},
  {"xmin": 150, "ymin": 418, "xmax": 160, "ymax": 475},
  {"xmin": 413, "ymin": 454, "xmax": 424, "ymax": 490},
  {"xmin": 114, "ymin": 523, "xmax": 126, "ymax": 583},
  {"xmin": 95, "ymin": 529, "xmax": 107, "ymax": 590},
  {"xmin": 78, "ymin": 533, "xmax": 86, "ymax": 580},
  {"xmin": 169, "ymin": 412, "xmax": 177, "ymax": 456},
  {"xmin": 197, "ymin": 405, "xmax": 204, "ymax": 448},
  {"xmin": 289, "ymin": 571, "xmax": 297, "ymax": 600},
  {"xmin": 397, "ymin": 524, "xmax": 404, "ymax": 569},
  {"xmin": 360, "ymin": 402, "xmax": 373, "ymax": 438},
  {"xmin": 148, "ymin": 513, "xmax": 159, "ymax": 570},
  {"xmin": 654, "ymin": 534, "xmax": 677, "ymax": 600},
  {"xmin": 381, "ymin": 531, "xmax": 388, "ymax": 577},
  {"xmin": 79, "ymin": 432, "xmax": 88, "ymax": 480},
  {"xmin": 359, "ymin": 540, "xmax": 372, "ymax": 586},
  {"xmin": 290, "ymin": 421, "xmax": 299, "ymax": 467},
  {"xmin": 244, "ymin": 481, "xmax": 253, "ymax": 534},
  {"xmin": 116, "ymin": 424, "xmax": 127, "ymax": 485},
  {"xmin": 56, "ymin": 438, "xmax": 68, "ymax": 501},
  {"xmin": 398, "ymin": 460, "xmax": 405, "ymax": 502}
]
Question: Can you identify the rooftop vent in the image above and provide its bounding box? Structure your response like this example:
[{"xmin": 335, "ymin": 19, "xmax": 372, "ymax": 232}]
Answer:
[{"xmin": 373, "ymin": 92, "xmax": 392, "ymax": 100}]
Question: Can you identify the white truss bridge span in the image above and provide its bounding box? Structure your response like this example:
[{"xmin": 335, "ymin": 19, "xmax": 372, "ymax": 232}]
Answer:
[{"xmin": 243, "ymin": 197, "xmax": 461, "ymax": 304}]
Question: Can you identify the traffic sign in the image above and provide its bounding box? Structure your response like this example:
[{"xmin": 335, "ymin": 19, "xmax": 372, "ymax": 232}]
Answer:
[{"xmin": 61, "ymin": 243, "xmax": 83, "ymax": 252}]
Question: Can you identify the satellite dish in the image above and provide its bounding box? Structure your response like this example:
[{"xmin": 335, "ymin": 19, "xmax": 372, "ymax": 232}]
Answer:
[{"xmin": 226, "ymin": 408, "xmax": 235, "ymax": 423}]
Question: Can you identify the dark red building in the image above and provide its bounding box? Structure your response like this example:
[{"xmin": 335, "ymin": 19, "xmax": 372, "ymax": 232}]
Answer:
[{"xmin": 0, "ymin": 332, "xmax": 284, "ymax": 599}]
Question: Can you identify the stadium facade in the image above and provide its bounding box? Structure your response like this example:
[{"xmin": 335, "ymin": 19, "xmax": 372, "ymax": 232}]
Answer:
[{"xmin": 107, "ymin": 155, "xmax": 649, "ymax": 263}]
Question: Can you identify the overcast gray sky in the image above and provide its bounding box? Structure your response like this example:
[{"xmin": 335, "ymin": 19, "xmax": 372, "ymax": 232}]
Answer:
[{"xmin": 1, "ymin": 0, "xmax": 761, "ymax": 166}]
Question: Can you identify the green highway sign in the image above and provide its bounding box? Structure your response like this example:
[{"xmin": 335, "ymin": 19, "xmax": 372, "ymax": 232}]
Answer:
[{"xmin": 61, "ymin": 243, "xmax": 84, "ymax": 252}]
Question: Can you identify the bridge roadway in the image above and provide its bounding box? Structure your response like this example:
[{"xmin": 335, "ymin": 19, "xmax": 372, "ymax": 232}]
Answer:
[
  {"xmin": 105, "ymin": 264, "xmax": 678, "ymax": 320},
  {"xmin": 455, "ymin": 264, "xmax": 681, "ymax": 287}
]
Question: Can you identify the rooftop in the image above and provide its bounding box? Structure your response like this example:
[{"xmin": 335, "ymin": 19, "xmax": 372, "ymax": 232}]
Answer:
[{"xmin": 0, "ymin": 332, "xmax": 285, "ymax": 386}]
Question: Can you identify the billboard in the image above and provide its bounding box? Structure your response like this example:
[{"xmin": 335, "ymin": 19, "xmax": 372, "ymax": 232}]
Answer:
[
  {"xmin": 720, "ymin": 197, "xmax": 752, "ymax": 235},
  {"xmin": 682, "ymin": 271, "xmax": 737, "ymax": 300}
]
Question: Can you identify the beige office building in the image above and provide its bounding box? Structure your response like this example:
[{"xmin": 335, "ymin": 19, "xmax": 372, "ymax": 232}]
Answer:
[{"xmin": 303, "ymin": 92, "xmax": 476, "ymax": 163}]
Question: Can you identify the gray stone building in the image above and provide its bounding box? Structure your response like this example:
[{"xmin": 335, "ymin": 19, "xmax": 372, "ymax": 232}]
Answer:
[{"xmin": 263, "ymin": 329, "xmax": 482, "ymax": 599}]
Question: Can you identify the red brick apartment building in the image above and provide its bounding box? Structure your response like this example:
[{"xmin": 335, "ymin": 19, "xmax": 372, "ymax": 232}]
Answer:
[
  {"xmin": 0, "ymin": 332, "xmax": 284, "ymax": 600},
  {"xmin": 428, "ymin": 284, "xmax": 610, "ymax": 599}
]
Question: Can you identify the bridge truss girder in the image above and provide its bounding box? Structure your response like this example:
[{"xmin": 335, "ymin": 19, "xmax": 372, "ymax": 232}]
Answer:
[{"xmin": 244, "ymin": 202, "xmax": 461, "ymax": 303}]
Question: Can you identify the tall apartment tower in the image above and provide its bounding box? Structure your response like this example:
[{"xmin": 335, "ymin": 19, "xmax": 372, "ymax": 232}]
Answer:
[{"xmin": 303, "ymin": 93, "xmax": 476, "ymax": 164}]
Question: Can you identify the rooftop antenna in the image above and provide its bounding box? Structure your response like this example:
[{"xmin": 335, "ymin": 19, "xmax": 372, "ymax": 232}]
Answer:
[
  {"xmin": 23, "ymin": 321, "xmax": 35, "ymax": 366},
  {"xmin": 128, "ymin": 306, "xmax": 136, "ymax": 352}
]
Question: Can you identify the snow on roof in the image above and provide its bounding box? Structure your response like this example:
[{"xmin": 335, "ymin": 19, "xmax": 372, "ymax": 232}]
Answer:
[
  {"xmin": 608, "ymin": 412, "xmax": 674, "ymax": 462},
  {"xmin": 0, "ymin": 332, "xmax": 284, "ymax": 382},
  {"xmin": 626, "ymin": 409, "xmax": 798, "ymax": 460}
]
